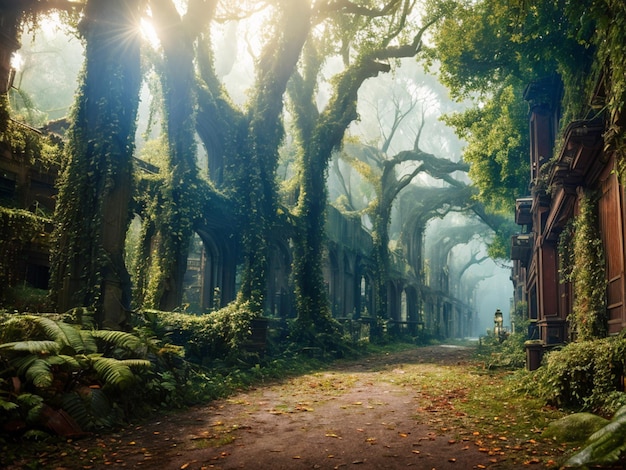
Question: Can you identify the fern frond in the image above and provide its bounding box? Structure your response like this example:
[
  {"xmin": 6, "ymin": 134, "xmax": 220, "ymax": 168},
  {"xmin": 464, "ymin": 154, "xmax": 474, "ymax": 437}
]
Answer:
[
  {"xmin": 61, "ymin": 391, "xmax": 92, "ymax": 429},
  {"xmin": 0, "ymin": 340, "xmax": 60, "ymax": 354},
  {"xmin": 88, "ymin": 388, "xmax": 114, "ymax": 427},
  {"xmin": 35, "ymin": 317, "xmax": 95, "ymax": 354},
  {"xmin": 91, "ymin": 330, "xmax": 145, "ymax": 353},
  {"xmin": 47, "ymin": 354, "xmax": 82, "ymax": 370},
  {"xmin": 566, "ymin": 405, "xmax": 626, "ymax": 467},
  {"xmin": 0, "ymin": 397, "xmax": 19, "ymax": 411},
  {"xmin": 24, "ymin": 358, "xmax": 53, "ymax": 388},
  {"xmin": 90, "ymin": 357, "xmax": 135, "ymax": 389},
  {"xmin": 14, "ymin": 354, "xmax": 37, "ymax": 376},
  {"xmin": 16, "ymin": 392, "xmax": 44, "ymax": 409},
  {"xmin": 16, "ymin": 392, "xmax": 44, "ymax": 423},
  {"xmin": 118, "ymin": 359, "xmax": 151, "ymax": 369}
]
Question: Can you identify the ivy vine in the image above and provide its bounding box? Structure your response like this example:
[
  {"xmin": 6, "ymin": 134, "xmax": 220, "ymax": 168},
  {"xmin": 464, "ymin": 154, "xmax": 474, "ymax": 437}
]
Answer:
[
  {"xmin": 559, "ymin": 190, "xmax": 607, "ymax": 341},
  {"xmin": 0, "ymin": 207, "xmax": 50, "ymax": 293}
]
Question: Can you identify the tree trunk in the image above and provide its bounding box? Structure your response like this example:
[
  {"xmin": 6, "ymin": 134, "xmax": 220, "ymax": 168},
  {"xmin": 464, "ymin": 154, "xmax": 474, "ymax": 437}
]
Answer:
[
  {"xmin": 50, "ymin": 0, "xmax": 141, "ymax": 328},
  {"xmin": 139, "ymin": 0, "xmax": 205, "ymax": 311}
]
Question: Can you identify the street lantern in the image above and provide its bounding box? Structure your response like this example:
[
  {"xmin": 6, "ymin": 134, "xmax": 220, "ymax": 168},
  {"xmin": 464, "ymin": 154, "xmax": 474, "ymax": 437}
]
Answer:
[{"xmin": 494, "ymin": 309, "xmax": 503, "ymax": 338}]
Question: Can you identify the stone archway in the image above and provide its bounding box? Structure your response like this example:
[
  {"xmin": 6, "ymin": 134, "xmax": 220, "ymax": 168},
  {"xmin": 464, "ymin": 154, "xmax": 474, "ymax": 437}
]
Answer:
[{"xmin": 182, "ymin": 229, "xmax": 237, "ymax": 312}]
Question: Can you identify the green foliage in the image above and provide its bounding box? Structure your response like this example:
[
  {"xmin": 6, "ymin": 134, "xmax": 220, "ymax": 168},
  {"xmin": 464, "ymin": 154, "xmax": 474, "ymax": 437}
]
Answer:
[
  {"xmin": 566, "ymin": 405, "xmax": 626, "ymax": 468},
  {"xmin": 286, "ymin": 316, "xmax": 352, "ymax": 359},
  {"xmin": 563, "ymin": 191, "xmax": 607, "ymax": 341},
  {"xmin": 530, "ymin": 336, "xmax": 626, "ymax": 415},
  {"xmin": 426, "ymin": 0, "xmax": 605, "ymax": 211},
  {"xmin": 0, "ymin": 314, "xmax": 151, "ymax": 434},
  {"xmin": 473, "ymin": 303, "xmax": 529, "ymax": 369},
  {"xmin": 0, "ymin": 94, "xmax": 61, "ymax": 169},
  {"xmin": 442, "ymin": 84, "xmax": 529, "ymax": 213},
  {"xmin": 0, "ymin": 207, "xmax": 50, "ymax": 299},
  {"xmin": 139, "ymin": 300, "xmax": 257, "ymax": 364},
  {"xmin": 475, "ymin": 331, "xmax": 527, "ymax": 370}
]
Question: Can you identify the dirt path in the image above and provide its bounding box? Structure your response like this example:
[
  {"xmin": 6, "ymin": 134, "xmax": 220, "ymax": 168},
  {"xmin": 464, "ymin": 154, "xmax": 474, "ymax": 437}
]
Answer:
[
  {"xmin": 84, "ymin": 345, "xmax": 494, "ymax": 469},
  {"xmin": 17, "ymin": 345, "xmax": 540, "ymax": 469}
]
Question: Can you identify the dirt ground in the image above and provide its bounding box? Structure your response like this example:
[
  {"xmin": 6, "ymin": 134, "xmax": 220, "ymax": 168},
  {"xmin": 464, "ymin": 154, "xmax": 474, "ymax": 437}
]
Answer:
[{"xmin": 8, "ymin": 345, "xmax": 535, "ymax": 469}]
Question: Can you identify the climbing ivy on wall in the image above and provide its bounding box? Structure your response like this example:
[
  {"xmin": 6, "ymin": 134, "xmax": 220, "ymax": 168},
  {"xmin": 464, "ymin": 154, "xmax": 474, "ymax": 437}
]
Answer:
[
  {"xmin": 0, "ymin": 96, "xmax": 60, "ymax": 171},
  {"xmin": 0, "ymin": 207, "xmax": 49, "ymax": 293},
  {"xmin": 559, "ymin": 191, "xmax": 607, "ymax": 341}
]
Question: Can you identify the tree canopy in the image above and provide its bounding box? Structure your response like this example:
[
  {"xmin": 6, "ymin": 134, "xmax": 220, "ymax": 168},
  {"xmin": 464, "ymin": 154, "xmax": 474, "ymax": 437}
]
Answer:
[{"xmin": 427, "ymin": 0, "xmax": 626, "ymax": 213}]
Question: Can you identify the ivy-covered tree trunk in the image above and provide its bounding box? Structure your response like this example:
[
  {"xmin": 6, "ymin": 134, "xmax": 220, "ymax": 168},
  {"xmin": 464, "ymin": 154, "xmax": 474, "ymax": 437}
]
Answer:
[
  {"xmin": 371, "ymin": 201, "xmax": 391, "ymax": 338},
  {"xmin": 291, "ymin": 62, "xmax": 392, "ymax": 346},
  {"xmin": 233, "ymin": 0, "xmax": 311, "ymax": 314},
  {"xmin": 287, "ymin": 2, "xmax": 435, "ymax": 345},
  {"xmin": 50, "ymin": 0, "xmax": 141, "ymax": 328},
  {"xmin": 135, "ymin": 0, "xmax": 208, "ymax": 311}
]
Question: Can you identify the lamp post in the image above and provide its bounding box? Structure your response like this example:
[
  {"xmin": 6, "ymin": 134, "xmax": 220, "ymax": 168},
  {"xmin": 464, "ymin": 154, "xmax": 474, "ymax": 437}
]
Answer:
[{"xmin": 494, "ymin": 309, "xmax": 503, "ymax": 341}]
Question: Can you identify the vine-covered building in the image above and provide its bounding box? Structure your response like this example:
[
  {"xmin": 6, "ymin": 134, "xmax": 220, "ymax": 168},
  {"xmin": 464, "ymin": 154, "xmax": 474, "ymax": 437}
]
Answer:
[{"xmin": 512, "ymin": 74, "xmax": 626, "ymax": 368}]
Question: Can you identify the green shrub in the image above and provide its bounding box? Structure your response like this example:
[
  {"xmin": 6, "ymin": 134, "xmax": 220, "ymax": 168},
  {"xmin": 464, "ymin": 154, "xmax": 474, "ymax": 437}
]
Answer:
[
  {"xmin": 475, "ymin": 331, "xmax": 527, "ymax": 369},
  {"xmin": 532, "ymin": 336, "xmax": 626, "ymax": 415},
  {"xmin": 139, "ymin": 300, "xmax": 257, "ymax": 365}
]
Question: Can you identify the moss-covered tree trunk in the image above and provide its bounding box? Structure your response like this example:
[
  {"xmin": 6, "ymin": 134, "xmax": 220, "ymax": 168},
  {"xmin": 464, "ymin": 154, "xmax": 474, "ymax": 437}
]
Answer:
[
  {"xmin": 233, "ymin": 0, "xmax": 311, "ymax": 313},
  {"xmin": 292, "ymin": 61, "xmax": 392, "ymax": 346},
  {"xmin": 50, "ymin": 0, "xmax": 141, "ymax": 328},
  {"xmin": 371, "ymin": 200, "xmax": 391, "ymax": 338},
  {"xmin": 138, "ymin": 0, "xmax": 204, "ymax": 311}
]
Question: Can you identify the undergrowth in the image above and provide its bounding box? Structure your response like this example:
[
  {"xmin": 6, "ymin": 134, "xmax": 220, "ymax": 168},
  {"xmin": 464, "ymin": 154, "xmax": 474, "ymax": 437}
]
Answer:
[
  {"xmin": 515, "ymin": 335, "xmax": 626, "ymax": 417},
  {"xmin": 0, "ymin": 306, "xmax": 355, "ymax": 449}
]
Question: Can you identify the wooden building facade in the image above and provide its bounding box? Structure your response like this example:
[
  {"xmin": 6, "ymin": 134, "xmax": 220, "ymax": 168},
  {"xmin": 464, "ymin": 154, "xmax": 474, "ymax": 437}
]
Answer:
[{"xmin": 512, "ymin": 75, "xmax": 626, "ymax": 368}]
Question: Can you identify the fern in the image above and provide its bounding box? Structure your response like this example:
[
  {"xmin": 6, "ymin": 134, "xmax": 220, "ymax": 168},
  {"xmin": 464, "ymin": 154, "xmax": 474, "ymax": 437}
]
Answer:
[
  {"xmin": 90, "ymin": 356, "xmax": 149, "ymax": 389},
  {"xmin": 0, "ymin": 397, "xmax": 19, "ymax": 411},
  {"xmin": 88, "ymin": 388, "xmax": 115, "ymax": 426},
  {"xmin": 91, "ymin": 329, "xmax": 146, "ymax": 354},
  {"xmin": 16, "ymin": 392, "xmax": 44, "ymax": 409},
  {"xmin": 24, "ymin": 358, "xmax": 53, "ymax": 388},
  {"xmin": 47, "ymin": 354, "xmax": 82, "ymax": 370},
  {"xmin": 34, "ymin": 317, "xmax": 96, "ymax": 354},
  {"xmin": 61, "ymin": 392, "xmax": 90, "ymax": 428},
  {"xmin": 60, "ymin": 389, "xmax": 114, "ymax": 430},
  {"xmin": 16, "ymin": 393, "xmax": 44, "ymax": 424},
  {"xmin": 0, "ymin": 340, "xmax": 60, "ymax": 354}
]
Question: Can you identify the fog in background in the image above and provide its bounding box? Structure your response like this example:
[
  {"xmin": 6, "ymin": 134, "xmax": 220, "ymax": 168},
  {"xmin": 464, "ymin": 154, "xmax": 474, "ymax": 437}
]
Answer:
[{"xmin": 13, "ymin": 11, "xmax": 513, "ymax": 335}]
